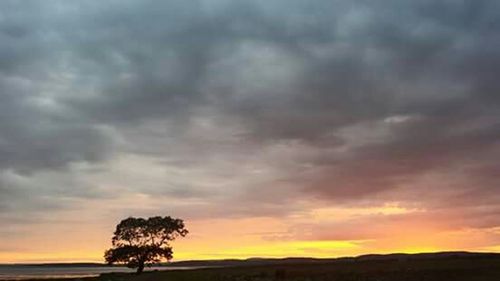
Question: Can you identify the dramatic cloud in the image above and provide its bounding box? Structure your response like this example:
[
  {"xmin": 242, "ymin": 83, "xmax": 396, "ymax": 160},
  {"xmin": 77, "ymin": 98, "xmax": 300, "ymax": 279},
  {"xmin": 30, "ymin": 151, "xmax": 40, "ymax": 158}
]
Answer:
[{"xmin": 0, "ymin": 0, "xmax": 499, "ymax": 261}]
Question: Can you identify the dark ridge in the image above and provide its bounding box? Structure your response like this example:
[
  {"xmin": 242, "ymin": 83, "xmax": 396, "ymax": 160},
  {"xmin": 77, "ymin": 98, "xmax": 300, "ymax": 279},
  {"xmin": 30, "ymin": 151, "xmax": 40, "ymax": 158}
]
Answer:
[
  {"xmin": 162, "ymin": 251, "xmax": 500, "ymax": 267},
  {"xmin": 2, "ymin": 251, "xmax": 499, "ymax": 267}
]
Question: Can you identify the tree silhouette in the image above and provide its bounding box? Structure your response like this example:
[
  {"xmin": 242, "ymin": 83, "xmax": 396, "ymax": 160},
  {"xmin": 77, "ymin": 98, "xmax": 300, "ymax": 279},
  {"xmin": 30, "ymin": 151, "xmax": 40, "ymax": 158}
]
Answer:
[{"xmin": 104, "ymin": 216, "xmax": 188, "ymax": 274}]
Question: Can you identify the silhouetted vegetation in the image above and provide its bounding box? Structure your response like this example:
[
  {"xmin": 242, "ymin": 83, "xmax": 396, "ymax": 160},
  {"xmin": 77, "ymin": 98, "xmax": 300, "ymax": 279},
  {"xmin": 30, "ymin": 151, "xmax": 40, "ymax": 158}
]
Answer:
[{"xmin": 104, "ymin": 216, "xmax": 188, "ymax": 274}]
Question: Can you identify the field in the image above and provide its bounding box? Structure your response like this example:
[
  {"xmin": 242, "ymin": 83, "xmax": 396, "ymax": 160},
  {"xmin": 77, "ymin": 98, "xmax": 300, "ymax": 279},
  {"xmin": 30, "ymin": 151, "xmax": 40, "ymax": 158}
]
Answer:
[{"xmin": 76, "ymin": 255, "xmax": 500, "ymax": 281}]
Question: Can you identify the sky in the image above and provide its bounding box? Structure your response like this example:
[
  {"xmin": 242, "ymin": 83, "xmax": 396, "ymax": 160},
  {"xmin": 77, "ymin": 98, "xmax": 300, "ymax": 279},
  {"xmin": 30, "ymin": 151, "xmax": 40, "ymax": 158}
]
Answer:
[{"xmin": 0, "ymin": 0, "xmax": 500, "ymax": 263}]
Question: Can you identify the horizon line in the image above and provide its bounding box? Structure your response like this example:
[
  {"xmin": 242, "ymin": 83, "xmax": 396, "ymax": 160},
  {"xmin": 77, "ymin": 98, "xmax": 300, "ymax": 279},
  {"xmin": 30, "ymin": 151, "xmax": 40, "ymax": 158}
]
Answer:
[{"xmin": 2, "ymin": 250, "xmax": 499, "ymax": 266}]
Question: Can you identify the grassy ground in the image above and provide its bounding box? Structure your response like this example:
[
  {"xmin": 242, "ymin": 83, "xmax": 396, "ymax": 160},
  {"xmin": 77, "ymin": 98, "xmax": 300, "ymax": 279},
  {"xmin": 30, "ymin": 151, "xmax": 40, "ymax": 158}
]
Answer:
[{"xmin": 85, "ymin": 256, "xmax": 500, "ymax": 281}]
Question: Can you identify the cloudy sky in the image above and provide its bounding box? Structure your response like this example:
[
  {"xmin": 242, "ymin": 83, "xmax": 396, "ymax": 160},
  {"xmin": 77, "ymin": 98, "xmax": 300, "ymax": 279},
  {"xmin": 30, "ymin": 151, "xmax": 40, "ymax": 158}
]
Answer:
[{"xmin": 1, "ymin": 0, "xmax": 500, "ymax": 262}]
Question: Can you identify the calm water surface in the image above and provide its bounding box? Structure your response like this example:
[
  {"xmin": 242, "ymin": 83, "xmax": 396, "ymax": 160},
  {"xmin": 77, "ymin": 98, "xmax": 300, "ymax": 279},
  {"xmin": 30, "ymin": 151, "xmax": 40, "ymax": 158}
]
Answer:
[{"xmin": 0, "ymin": 265, "xmax": 196, "ymax": 280}]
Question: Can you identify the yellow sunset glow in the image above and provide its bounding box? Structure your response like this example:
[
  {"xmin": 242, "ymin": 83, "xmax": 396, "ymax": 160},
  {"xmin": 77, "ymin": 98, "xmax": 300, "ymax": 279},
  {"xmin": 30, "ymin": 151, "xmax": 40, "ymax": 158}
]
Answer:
[{"xmin": 1, "ymin": 209, "xmax": 497, "ymax": 263}]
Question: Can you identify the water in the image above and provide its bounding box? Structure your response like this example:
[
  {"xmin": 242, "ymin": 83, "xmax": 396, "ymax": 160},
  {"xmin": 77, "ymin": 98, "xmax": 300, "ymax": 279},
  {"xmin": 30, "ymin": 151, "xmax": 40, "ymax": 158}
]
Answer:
[{"xmin": 0, "ymin": 265, "xmax": 196, "ymax": 280}]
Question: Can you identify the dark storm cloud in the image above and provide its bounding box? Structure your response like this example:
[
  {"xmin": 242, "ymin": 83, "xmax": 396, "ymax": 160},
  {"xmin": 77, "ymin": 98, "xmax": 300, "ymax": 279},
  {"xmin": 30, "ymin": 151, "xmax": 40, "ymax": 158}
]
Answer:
[
  {"xmin": 0, "ymin": 2, "xmax": 115, "ymax": 173},
  {"xmin": 0, "ymin": 0, "xmax": 499, "ymax": 225},
  {"xmin": 0, "ymin": 91, "xmax": 113, "ymax": 172}
]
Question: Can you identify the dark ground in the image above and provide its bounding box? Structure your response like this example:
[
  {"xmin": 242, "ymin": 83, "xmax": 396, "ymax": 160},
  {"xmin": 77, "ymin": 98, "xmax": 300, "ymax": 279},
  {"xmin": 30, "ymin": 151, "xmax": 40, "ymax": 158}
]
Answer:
[{"xmin": 29, "ymin": 254, "xmax": 500, "ymax": 281}]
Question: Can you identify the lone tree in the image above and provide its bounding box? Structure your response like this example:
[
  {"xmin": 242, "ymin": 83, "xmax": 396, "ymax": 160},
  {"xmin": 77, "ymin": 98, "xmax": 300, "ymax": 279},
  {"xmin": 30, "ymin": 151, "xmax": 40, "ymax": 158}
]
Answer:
[{"xmin": 104, "ymin": 216, "xmax": 188, "ymax": 274}]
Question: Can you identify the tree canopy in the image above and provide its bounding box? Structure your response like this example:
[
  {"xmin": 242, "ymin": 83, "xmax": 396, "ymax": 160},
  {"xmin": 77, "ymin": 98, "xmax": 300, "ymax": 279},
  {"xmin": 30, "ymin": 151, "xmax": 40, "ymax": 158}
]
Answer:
[{"xmin": 104, "ymin": 216, "xmax": 188, "ymax": 273}]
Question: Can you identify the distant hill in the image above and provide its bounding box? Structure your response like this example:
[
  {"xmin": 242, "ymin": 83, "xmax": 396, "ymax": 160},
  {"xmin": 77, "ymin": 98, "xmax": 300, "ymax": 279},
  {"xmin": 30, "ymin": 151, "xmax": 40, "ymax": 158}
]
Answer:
[
  {"xmin": 3, "ymin": 251, "xmax": 499, "ymax": 267},
  {"xmin": 163, "ymin": 251, "xmax": 500, "ymax": 267},
  {"xmin": 355, "ymin": 251, "xmax": 500, "ymax": 261}
]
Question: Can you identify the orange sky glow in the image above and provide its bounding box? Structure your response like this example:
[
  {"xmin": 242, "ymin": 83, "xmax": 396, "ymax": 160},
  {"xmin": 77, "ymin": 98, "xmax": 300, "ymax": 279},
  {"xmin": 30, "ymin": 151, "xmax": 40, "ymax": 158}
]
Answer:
[{"xmin": 2, "ymin": 205, "xmax": 499, "ymax": 263}]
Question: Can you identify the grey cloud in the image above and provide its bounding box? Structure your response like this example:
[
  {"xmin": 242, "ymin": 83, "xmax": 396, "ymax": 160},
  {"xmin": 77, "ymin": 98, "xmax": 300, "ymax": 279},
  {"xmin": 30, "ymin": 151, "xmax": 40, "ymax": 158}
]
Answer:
[
  {"xmin": 0, "ymin": 0, "xmax": 499, "ymax": 227},
  {"xmin": 0, "ymin": 88, "xmax": 114, "ymax": 173},
  {"xmin": 0, "ymin": 169, "xmax": 113, "ymax": 225}
]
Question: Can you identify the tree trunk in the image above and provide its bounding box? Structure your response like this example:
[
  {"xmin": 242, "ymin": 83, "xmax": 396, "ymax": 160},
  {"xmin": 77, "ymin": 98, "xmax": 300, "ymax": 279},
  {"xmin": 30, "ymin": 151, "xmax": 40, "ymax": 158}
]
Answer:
[{"xmin": 136, "ymin": 262, "xmax": 145, "ymax": 274}]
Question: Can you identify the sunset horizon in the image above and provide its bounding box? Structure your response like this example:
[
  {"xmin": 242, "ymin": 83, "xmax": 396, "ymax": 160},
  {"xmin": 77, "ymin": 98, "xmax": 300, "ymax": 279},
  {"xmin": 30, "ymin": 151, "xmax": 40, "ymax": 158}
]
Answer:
[
  {"xmin": 3, "ymin": 209, "xmax": 500, "ymax": 264},
  {"xmin": 3, "ymin": 249, "xmax": 498, "ymax": 265}
]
